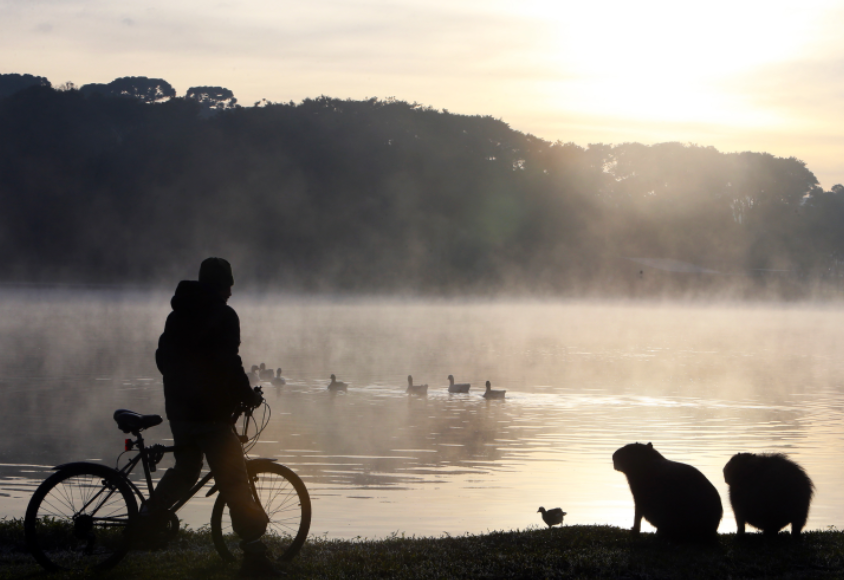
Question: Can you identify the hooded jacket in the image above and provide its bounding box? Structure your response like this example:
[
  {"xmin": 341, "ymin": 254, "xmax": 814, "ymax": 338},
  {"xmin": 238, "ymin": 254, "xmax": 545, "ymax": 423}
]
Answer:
[{"xmin": 156, "ymin": 280, "xmax": 254, "ymax": 422}]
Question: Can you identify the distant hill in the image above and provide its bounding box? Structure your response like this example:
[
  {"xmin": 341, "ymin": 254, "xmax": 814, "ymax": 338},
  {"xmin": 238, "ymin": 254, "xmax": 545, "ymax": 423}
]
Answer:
[
  {"xmin": 1, "ymin": 74, "xmax": 842, "ymax": 297},
  {"xmin": 0, "ymin": 73, "xmax": 50, "ymax": 98}
]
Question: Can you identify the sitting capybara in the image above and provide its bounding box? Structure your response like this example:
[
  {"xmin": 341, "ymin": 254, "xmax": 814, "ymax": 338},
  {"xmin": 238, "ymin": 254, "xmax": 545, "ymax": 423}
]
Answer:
[
  {"xmin": 723, "ymin": 452, "xmax": 814, "ymax": 537},
  {"xmin": 613, "ymin": 442, "xmax": 722, "ymax": 541}
]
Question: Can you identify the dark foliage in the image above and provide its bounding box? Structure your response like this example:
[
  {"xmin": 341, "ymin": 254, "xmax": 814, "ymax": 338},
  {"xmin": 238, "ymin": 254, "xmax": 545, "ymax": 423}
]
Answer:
[
  {"xmin": 0, "ymin": 79, "xmax": 840, "ymax": 295},
  {"xmin": 0, "ymin": 73, "xmax": 50, "ymax": 98},
  {"xmin": 79, "ymin": 76, "xmax": 176, "ymax": 103},
  {"xmin": 185, "ymin": 86, "xmax": 238, "ymax": 117}
]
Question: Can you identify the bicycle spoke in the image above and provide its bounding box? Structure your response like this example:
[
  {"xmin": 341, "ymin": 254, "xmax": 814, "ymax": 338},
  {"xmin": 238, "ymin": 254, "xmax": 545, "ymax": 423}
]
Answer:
[
  {"xmin": 26, "ymin": 465, "xmax": 136, "ymax": 572},
  {"xmin": 211, "ymin": 463, "xmax": 310, "ymax": 562}
]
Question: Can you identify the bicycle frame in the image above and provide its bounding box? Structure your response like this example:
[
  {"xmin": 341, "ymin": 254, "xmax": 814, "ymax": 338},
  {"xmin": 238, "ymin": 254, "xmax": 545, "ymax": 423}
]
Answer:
[
  {"xmin": 101, "ymin": 401, "xmax": 268, "ymax": 512},
  {"xmin": 101, "ymin": 429, "xmax": 223, "ymax": 512},
  {"xmin": 26, "ymin": 392, "xmax": 309, "ymax": 573}
]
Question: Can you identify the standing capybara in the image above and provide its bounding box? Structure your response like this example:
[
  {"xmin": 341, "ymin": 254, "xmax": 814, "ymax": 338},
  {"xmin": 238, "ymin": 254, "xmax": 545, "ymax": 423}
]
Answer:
[
  {"xmin": 723, "ymin": 452, "xmax": 814, "ymax": 537},
  {"xmin": 613, "ymin": 442, "xmax": 723, "ymax": 541}
]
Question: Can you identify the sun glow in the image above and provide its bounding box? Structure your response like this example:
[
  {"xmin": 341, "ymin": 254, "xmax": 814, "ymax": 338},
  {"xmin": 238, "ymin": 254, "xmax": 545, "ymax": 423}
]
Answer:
[{"xmin": 525, "ymin": 0, "xmax": 830, "ymax": 125}]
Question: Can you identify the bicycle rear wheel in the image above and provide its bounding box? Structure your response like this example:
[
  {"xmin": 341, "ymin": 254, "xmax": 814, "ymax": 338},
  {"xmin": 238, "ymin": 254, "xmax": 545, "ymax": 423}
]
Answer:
[
  {"xmin": 211, "ymin": 461, "xmax": 311, "ymax": 562},
  {"xmin": 25, "ymin": 463, "xmax": 138, "ymax": 572}
]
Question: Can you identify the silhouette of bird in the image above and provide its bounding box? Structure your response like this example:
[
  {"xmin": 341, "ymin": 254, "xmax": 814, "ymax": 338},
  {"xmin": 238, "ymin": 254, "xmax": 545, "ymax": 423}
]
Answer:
[
  {"xmin": 271, "ymin": 368, "xmax": 286, "ymax": 386},
  {"xmin": 447, "ymin": 375, "xmax": 470, "ymax": 393},
  {"xmin": 406, "ymin": 375, "xmax": 428, "ymax": 395},
  {"xmin": 259, "ymin": 363, "xmax": 274, "ymax": 381},
  {"xmin": 537, "ymin": 507, "xmax": 566, "ymax": 528},
  {"xmin": 482, "ymin": 380, "xmax": 505, "ymax": 399},
  {"xmin": 328, "ymin": 374, "xmax": 348, "ymax": 392}
]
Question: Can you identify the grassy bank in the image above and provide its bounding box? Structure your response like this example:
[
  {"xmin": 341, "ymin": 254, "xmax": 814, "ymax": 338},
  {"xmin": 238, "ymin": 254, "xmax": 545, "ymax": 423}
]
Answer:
[{"xmin": 2, "ymin": 519, "xmax": 844, "ymax": 579}]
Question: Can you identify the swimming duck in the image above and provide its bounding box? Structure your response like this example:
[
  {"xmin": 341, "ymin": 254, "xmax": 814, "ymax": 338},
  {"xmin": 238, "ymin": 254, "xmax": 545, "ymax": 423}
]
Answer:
[
  {"xmin": 259, "ymin": 363, "xmax": 275, "ymax": 381},
  {"xmin": 271, "ymin": 368, "xmax": 286, "ymax": 386},
  {"xmin": 537, "ymin": 507, "xmax": 566, "ymax": 528},
  {"xmin": 328, "ymin": 374, "xmax": 348, "ymax": 392},
  {"xmin": 406, "ymin": 375, "xmax": 428, "ymax": 395},
  {"xmin": 482, "ymin": 380, "xmax": 505, "ymax": 399},
  {"xmin": 447, "ymin": 374, "xmax": 470, "ymax": 393}
]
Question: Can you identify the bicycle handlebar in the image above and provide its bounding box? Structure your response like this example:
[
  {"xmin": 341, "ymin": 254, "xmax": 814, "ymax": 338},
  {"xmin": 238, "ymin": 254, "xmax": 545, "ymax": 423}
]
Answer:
[
  {"xmin": 230, "ymin": 385, "xmax": 270, "ymax": 450},
  {"xmin": 232, "ymin": 386, "xmax": 264, "ymax": 422}
]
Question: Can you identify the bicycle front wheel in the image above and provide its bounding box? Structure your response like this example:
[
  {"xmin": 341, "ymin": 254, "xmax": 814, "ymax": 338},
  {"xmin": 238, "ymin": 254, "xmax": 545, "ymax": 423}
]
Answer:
[
  {"xmin": 211, "ymin": 462, "xmax": 311, "ymax": 562},
  {"xmin": 24, "ymin": 463, "xmax": 138, "ymax": 572}
]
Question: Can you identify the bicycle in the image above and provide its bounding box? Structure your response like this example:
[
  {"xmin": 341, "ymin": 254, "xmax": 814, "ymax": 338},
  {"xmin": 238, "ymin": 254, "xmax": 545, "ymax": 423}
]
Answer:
[{"xmin": 24, "ymin": 388, "xmax": 311, "ymax": 572}]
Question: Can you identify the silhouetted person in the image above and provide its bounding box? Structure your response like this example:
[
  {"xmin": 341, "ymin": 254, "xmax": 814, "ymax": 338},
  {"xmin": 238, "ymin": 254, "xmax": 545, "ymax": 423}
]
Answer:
[{"xmin": 149, "ymin": 257, "xmax": 280, "ymax": 577}]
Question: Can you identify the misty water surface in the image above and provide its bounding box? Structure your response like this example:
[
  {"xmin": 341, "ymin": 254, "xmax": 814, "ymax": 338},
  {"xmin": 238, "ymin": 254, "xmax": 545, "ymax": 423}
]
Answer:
[{"xmin": 0, "ymin": 289, "xmax": 842, "ymax": 538}]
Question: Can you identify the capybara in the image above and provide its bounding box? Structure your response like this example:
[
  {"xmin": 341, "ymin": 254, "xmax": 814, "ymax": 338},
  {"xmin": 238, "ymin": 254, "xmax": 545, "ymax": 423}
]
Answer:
[
  {"xmin": 723, "ymin": 452, "xmax": 814, "ymax": 537},
  {"xmin": 613, "ymin": 442, "xmax": 722, "ymax": 541}
]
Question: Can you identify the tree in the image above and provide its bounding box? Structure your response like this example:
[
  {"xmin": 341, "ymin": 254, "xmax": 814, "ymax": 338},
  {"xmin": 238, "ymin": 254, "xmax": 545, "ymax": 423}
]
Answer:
[
  {"xmin": 0, "ymin": 87, "xmax": 832, "ymax": 294},
  {"xmin": 0, "ymin": 73, "xmax": 51, "ymax": 98},
  {"xmin": 185, "ymin": 86, "xmax": 238, "ymax": 117},
  {"xmin": 79, "ymin": 76, "xmax": 176, "ymax": 103}
]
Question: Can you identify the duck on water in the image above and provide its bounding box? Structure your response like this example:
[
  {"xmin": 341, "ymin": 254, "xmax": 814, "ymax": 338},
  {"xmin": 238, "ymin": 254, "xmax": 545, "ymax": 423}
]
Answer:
[
  {"xmin": 482, "ymin": 380, "xmax": 505, "ymax": 399},
  {"xmin": 406, "ymin": 375, "xmax": 428, "ymax": 395},
  {"xmin": 447, "ymin": 375, "xmax": 470, "ymax": 393},
  {"xmin": 328, "ymin": 374, "xmax": 348, "ymax": 392},
  {"xmin": 258, "ymin": 363, "xmax": 275, "ymax": 381}
]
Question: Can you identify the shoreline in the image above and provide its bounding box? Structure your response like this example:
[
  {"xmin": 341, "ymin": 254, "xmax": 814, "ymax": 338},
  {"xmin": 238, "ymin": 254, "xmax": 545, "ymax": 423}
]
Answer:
[{"xmin": 3, "ymin": 521, "xmax": 844, "ymax": 579}]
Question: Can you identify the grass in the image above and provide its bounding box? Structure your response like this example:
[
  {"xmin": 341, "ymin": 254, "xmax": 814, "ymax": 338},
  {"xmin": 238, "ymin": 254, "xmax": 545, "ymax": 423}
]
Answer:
[{"xmin": 2, "ymin": 518, "xmax": 844, "ymax": 579}]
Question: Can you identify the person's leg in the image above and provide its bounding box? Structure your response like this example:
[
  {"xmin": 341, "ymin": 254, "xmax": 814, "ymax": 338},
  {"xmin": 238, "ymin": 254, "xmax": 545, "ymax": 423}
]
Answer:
[
  {"xmin": 194, "ymin": 424, "xmax": 268, "ymax": 542},
  {"xmin": 196, "ymin": 424, "xmax": 279, "ymax": 577},
  {"xmin": 146, "ymin": 421, "xmax": 204, "ymax": 511},
  {"xmin": 133, "ymin": 422, "xmax": 204, "ymax": 547}
]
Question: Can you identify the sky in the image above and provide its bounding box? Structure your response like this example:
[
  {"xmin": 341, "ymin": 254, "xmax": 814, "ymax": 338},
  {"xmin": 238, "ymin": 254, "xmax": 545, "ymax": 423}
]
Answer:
[{"xmin": 3, "ymin": 0, "xmax": 844, "ymax": 189}]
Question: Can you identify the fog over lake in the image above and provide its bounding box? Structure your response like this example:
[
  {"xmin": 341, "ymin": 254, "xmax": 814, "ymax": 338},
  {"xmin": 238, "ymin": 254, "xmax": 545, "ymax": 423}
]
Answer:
[{"xmin": 1, "ymin": 289, "xmax": 842, "ymax": 538}]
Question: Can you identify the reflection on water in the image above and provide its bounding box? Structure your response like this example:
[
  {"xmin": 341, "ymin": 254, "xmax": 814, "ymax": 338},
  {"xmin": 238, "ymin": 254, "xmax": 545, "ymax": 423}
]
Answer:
[{"xmin": 0, "ymin": 290, "xmax": 843, "ymax": 538}]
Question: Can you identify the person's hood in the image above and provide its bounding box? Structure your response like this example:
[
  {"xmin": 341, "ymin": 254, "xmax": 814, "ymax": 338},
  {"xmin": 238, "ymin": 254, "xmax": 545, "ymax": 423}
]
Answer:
[{"xmin": 170, "ymin": 280, "xmax": 224, "ymax": 313}]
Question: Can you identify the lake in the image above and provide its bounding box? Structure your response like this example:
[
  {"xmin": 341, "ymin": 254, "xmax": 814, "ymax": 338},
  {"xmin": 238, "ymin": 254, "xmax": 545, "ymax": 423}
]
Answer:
[{"xmin": 1, "ymin": 289, "xmax": 842, "ymax": 539}]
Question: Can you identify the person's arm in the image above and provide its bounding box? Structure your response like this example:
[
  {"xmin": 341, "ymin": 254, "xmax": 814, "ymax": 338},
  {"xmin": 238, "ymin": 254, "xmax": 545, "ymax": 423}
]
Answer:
[
  {"xmin": 219, "ymin": 306, "xmax": 259, "ymax": 404},
  {"xmin": 155, "ymin": 313, "xmax": 177, "ymax": 376}
]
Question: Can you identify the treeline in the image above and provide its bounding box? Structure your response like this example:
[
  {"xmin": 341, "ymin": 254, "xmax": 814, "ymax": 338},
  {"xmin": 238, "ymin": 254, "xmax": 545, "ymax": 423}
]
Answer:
[{"xmin": 1, "ymin": 74, "xmax": 843, "ymax": 297}]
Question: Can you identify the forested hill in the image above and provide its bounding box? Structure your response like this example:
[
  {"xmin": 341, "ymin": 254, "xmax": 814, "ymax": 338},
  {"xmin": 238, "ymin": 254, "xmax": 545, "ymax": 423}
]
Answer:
[{"xmin": 1, "ymin": 78, "xmax": 843, "ymax": 297}]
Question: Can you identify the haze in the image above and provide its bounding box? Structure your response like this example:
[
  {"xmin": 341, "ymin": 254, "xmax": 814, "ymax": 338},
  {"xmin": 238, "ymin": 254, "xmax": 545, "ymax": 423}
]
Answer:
[
  {"xmin": 1, "ymin": 291, "xmax": 843, "ymax": 537},
  {"xmin": 3, "ymin": 0, "xmax": 843, "ymax": 188}
]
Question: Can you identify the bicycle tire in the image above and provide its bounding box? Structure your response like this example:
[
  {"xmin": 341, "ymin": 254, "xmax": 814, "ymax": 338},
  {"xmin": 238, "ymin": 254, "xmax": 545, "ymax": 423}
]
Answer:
[
  {"xmin": 25, "ymin": 463, "xmax": 138, "ymax": 572},
  {"xmin": 211, "ymin": 461, "xmax": 311, "ymax": 562}
]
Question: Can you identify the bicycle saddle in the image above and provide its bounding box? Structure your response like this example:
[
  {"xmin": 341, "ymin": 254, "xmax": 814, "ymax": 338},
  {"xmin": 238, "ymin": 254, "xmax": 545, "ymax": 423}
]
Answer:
[{"xmin": 113, "ymin": 409, "xmax": 163, "ymax": 433}]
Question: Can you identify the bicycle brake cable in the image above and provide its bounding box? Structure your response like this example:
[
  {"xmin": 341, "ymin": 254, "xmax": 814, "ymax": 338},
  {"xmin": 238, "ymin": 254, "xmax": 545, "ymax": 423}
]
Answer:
[
  {"xmin": 243, "ymin": 400, "xmax": 271, "ymax": 455},
  {"xmin": 115, "ymin": 449, "xmax": 130, "ymax": 471}
]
